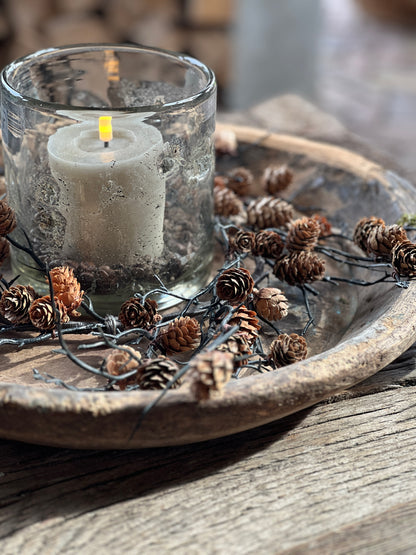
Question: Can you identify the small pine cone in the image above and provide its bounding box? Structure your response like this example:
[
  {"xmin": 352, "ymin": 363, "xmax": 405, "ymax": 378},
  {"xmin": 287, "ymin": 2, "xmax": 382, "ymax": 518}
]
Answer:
[
  {"xmin": 262, "ymin": 165, "xmax": 293, "ymax": 194},
  {"xmin": 273, "ymin": 251, "xmax": 325, "ymax": 286},
  {"xmin": 105, "ymin": 346, "xmax": 142, "ymax": 390},
  {"xmin": 157, "ymin": 316, "xmax": 201, "ymax": 355},
  {"xmin": 229, "ymin": 229, "xmax": 255, "ymax": 254},
  {"xmin": 252, "ymin": 230, "xmax": 284, "ymax": 259},
  {"xmin": 0, "ymin": 200, "xmax": 17, "ymax": 236},
  {"xmin": 0, "ymin": 237, "xmax": 10, "ymax": 264},
  {"xmin": 0, "ymin": 284, "xmax": 38, "ymax": 325},
  {"xmin": 353, "ymin": 216, "xmax": 385, "ymax": 254},
  {"xmin": 228, "ymin": 305, "xmax": 261, "ymax": 346},
  {"xmin": 29, "ymin": 295, "xmax": 69, "ymax": 330},
  {"xmin": 391, "ymin": 240, "xmax": 416, "ymax": 277},
  {"xmin": 269, "ymin": 333, "xmax": 308, "ymax": 368},
  {"xmin": 216, "ymin": 267, "xmax": 254, "ymax": 304},
  {"xmin": 137, "ymin": 356, "xmax": 181, "ymax": 390},
  {"xmin": 253, "ymin": 287, "xmax": 289, "ymax": 321},
  {"xmin": 49, "ymin": 266, "xmax": 84, "ymax": 316},
  {"xmin": 286, "ymin": 217, "xmax": 321, "ymax": 252},
  {"xmin": 246, "ymin": 196, "xmax": 294, "ymax": 229},
  {"xmin": 119, "ymin": 297, "xmax": 161, "ymax": 330},
  {"xmin": 367, "ymin": 224, "xmax": 408, "ymax": 260},
  {"xmin": 189, "ymin": 350, "xmax": 234, "ymax": 401},
  {"xmin": 214, "ymin": 183, "xmax": 244, "ymax": 217},
  {"xmin": 312, "ymin": 214, "xmax": 332, "ymax": 237},
  {"xmin": 217, "ymin": 333, "xmax": 253, "ymax": 369},
  {"xmin": 215, "ymin": 128, "xmax": 238, "ymax": 156},
  {"xmin": 226, "ymin": 167, "xmax": 253, "ymax": 196}
]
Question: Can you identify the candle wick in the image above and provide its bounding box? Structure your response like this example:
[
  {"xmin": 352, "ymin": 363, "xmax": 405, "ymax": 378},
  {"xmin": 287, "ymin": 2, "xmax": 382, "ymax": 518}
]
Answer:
[{"xmin": 104, "ymin": 141, "xmax": 109, "ymax": 148}]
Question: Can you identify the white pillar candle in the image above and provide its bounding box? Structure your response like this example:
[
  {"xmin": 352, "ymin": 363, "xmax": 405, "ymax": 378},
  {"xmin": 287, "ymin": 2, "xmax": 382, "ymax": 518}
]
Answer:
[{"xmin": 47, "ymin": 117, "xmax": 165, "ymax": 267}]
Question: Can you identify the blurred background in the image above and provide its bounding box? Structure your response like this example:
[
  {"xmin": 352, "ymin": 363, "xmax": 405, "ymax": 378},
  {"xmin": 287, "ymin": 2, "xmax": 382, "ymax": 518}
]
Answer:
[{"xmin": 0, "ymin": 0, "xmax": 416, "ymax": 178}]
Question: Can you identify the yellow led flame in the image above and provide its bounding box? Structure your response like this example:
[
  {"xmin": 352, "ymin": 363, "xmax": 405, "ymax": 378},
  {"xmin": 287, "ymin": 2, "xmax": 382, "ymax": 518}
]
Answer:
[
  {"xmin": 104, "ymin": 50, "xmax": 120, "ymax": 82},
  {"xmin": 99, "ymin": 116, "xmax": 113, "ymax": 143}
]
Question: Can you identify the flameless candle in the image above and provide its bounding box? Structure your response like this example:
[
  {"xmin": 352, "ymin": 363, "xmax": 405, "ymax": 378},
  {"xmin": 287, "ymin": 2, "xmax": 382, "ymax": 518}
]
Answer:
[{"xmin": 47, "ymin": 116, "xmax": 166, "ymax": 266}]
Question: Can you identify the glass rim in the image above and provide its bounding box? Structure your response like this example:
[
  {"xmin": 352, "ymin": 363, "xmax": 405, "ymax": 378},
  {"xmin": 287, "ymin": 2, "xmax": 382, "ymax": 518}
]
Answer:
[{"xmin": 0, "ymin": 43, "xmax": 217, "ymax": 113}]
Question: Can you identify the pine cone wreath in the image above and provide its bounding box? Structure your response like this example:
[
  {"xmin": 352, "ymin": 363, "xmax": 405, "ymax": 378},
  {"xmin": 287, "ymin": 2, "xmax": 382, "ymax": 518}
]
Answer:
[
  {"xmin": 216, "ymin": 267, "xmax": 254, "ymax": 304},
  {"xmin": 269, "ymin": 333, "xmax": 308, "ymax": 368},
  {"xmin": 188, "ymin": 350, "xmax": 234, "ymax": 401},
  {"xmin": 214, "ymin": 182, "xmax": 244, "ymax": 217},
  {"xmin": 366, "ymin": 224, "xmax": 408, "ymax": 260},
  {"xmin": 157, "ymin": 316, "xmax": 201, "ymax": 355},
  {"xmin": 353, "ymin": 216, "xmax": 385, "ymax": 254},
  {"xmin": 228, "ymin": 229, "xmax": 255, "ymax": 255},
  {"xmin": 273, "ymin": 251, "xmax": 325, "ymax": 286},
  {"xmin": 286, "ymin": 217, "xmax": 321, "ymax": 252},
  {"xmin": 226, "ymin": 167, "xmax": 253, "ymax": 196},
  {"xmin": 246, "ymin": 196, "xmax": 294, "ymax": 229},
  {"xmin": 253, "ymin": 287, "xmax": 289, "ymax": 321},
  {"xmin": 0, "ymin": 199, "xmax": 17, "ymax": 236},
  {"xmin": 0, "ymin": 237, "xmax": 9, "ymax": 265},
  {"xmin": 252, "ymin": 230, "xmax": 284, "ymax": 259},
  {"xmin": 312, "ymin": 214, "xmax": 332, "ymax": 238},
  {"xmin": 49, "ymin": 266, "xmax": 84, "ymax": 316},
  {"xmin": 217, "ymin": 334, "xmax": 252, "ymax": 369},
  {"xmin": 29, "ymin": 295, "xmax": 69, "ymax": 330},
  {"xmin": 228, "ymin": 305, "xmax": 261, "ymax": 346},
  {"xmin": 137, "ymin": 356, "xmax": 181, "ymax": 390},
  {"xmin": 119, "ymin": 297, "xmax": 161, "ymax": 330},
  {"xmin": 391, "ymin": 240, "xmax": 416, "ymax": 277},
  {"xmin": 262, "ymin": 164, "xmax": 293, "ymax": 195},
  {"xmin": 105, "ymin": 346, "xmax": 142, "ymax": 390},
  {"xmin": 0, "ymin": 284, "xmax": 38, "ymax": 325}
]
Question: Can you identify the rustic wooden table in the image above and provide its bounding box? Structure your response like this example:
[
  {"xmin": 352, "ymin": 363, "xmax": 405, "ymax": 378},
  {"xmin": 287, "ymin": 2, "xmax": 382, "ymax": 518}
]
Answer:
[{"xmin": 1, "ymin": 96, "xmax": 416, "ymax": 554}]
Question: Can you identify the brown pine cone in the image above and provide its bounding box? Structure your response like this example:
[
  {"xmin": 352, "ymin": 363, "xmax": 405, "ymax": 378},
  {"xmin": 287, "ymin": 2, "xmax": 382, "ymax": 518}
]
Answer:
[
  {"xmin": 312, "ymin": 214, "xmax": 332, "ymax": 237},
  {"xmin": 253, "ymin": 287, "xmax": 289, "ymax": 321},
  {"xmin": 157, "ymin": 316, "xmax": 201, "ymax": 355},
  {"xmin": 391, "ymin": 239, "xmax": 416, "ymax": 277},
  {"xmin": 0, "ymin": 284, "xmax": 38, "ymax": 325},
  {"xmin": 273, "ymin": 251, "xmax": 325, "ymax": 286},
  {"xmin": 367, "ymin": 224, "xmax": 408, "ymax": 260},
  {"xmin": 286, "ymin": 217, "xmax": 321, "ymax": 252},
  {"xmin": 262, "ymin": 165, "xmax": 293, "ymax": 195},
  {"xmin": 353, "ymin": 216, "xmax": 385, "ymax": 254},
  {"xmin": 119, "ymin": 297, "xmax": 161, "ymax": 330},
  {"xmin": 229, "ymin": 229, "xmax": 255, "ymax": 254},
  {"xmin": 137, "ymin": 356, "xmax": 181, "ymax": 390},
  {"xmin": 252, "ymin": 230, "xmax": 284, "ymax": 259},
  {"xmin": 226, "ymin": 167, "xmax": 253, "ymax": 196},
  {"xmin": 0, "ymin": 237, "xmax": 9, "ymax": 264},
  {"xmin": 0, "ymin": 200, "xmax": 17, "ymax": 236},
  {"xmin": 228, "ymin": 305, "xmax": 261, "ymax": 346},
  {"xmin": 29, "ymin": 295, "xmax": 69, "ymax": 330},
  {"xmin": 215, "ymin": 128, "xmax": 238, "ymax": 156},
  {"xmin": 217, "ymin": 334, "xmax": 252, "ymax": 368},
  {"xmin": 246, "ymin": 196, "xmax": 294, "ymax": 229},
  {"xmin": 269, "ymin": 333, "xmax": 308, "ymax": 368},
  {"xmin": 214, "ymin": 183, "xmax": 244, "ymax": 217},
  {"xmin": 189, "ymin": 350, "xmax": 234, "ymax": 401},
  {"xmin": 216, "ymin": 267, "xmax": 254, "ymax": 304},
  {"xmin": 105, "ymin": 346, "xmax": 142, "ymax": 390},
  {"xmin": 49, "ymin": 266, "xmax": 84, "ymax": 316}
]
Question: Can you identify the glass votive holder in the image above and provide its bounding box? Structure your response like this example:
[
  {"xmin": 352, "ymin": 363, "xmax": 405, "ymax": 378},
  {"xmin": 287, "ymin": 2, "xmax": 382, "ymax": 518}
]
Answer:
[{"xmin": 0, "ymin": 44, "xmax": 216, "ymax": 313}]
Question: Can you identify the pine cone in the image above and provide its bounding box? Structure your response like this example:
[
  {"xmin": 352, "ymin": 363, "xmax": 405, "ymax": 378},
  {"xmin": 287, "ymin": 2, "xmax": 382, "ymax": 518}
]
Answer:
[
  {"xmin": 273, "ymin": 251, "xmax": 325, "ymax": 285},
  {"xmin": 0, "ymin": 200, "xmax": 17, "ymax": 236},
  {"xmin": 286, "ymin": 217, "xmax": 321, "ymax": 252},
  {"xmin": 269, "ymin": 333, "xmax": 308, "ymax": 367},
  {"xmin": 262, "ymin": 165, "xmax": 293, "ymax": 195},
  {"xmin": 253, "ymin": 287, "xmax": 289, "ymax": 321},
  {"xmin": 353, "ymin": 216, "xmax": 385, "ymax": 254},
  {"xmin": 0, "ymin": 284, "xmax": 38, "ymax": 325},
  {"xmin": 49, "ymin": 266, "xmax": 84, "ymax": 316},
  {"xmin": 391, "ymin": 240, "xmax": 416, "ymax": 277},
  {"xmin": 226, "ymin": 167, "xmax": 253, "ymax": 196},
  {"xmin": 252, "ymin": 230, "xmax": 284, "ymax": 259},
  {"xmin": 189, "ymin": 350, "xmax": 234, "ymax": 401},
  {"xmin": 119, "ymin": 297, "xmax": 161, "ymax": 330},
  {"xmin": 137, "ymin": 356, "xmax": 181, "ymax": 390},
  {"xmin": 157, "ymin": 316, "xmax": 201, "ymax": 355},
  {"xmin": 228, "ymin": 305, "xmax": 261, "ymax": 345},
  {"xmin": 366, "ymin": 224, "xmax": 408, "ymax": 260},
  {"xmin": 0, "ymin": 237, "xmax": 9, "ymax": 265},
  {"xmin": 312, "ymin": 214, "xmax": 332, "ymax": 237},
  {"xmin": 246, "ymin": 196, "xmax": 294, "ymax": 229},
  {"xmin": 215, "ymin": 128, "xmax": 238, "ymax": 156},
  {"xmin": 229, "ymin": 229, "xmax": 255, "ymax": 254},
  {"xmin": 105, "ymin": 346, "xmax": 142, "ymax": 390},
  {"xmin": 214, "ymin": 183, "xmax": 244, "ymax": 217},
  {"xmin": 217, "ymin": 334, "xmax": 252, "ymax": 368},
  {"xmin": 216, "ymin": 267, "xmax": 254, "ymax": 304},
  {"xmin": 29, "ymin": 295, "xmax": 69, "ymax": 330}
]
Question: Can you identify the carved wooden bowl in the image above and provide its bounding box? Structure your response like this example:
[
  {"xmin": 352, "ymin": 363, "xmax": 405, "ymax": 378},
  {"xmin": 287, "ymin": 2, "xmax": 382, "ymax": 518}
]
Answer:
[{"xmin": 1, "ymin": 124, "xmax": 416, "ymax": 449}]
